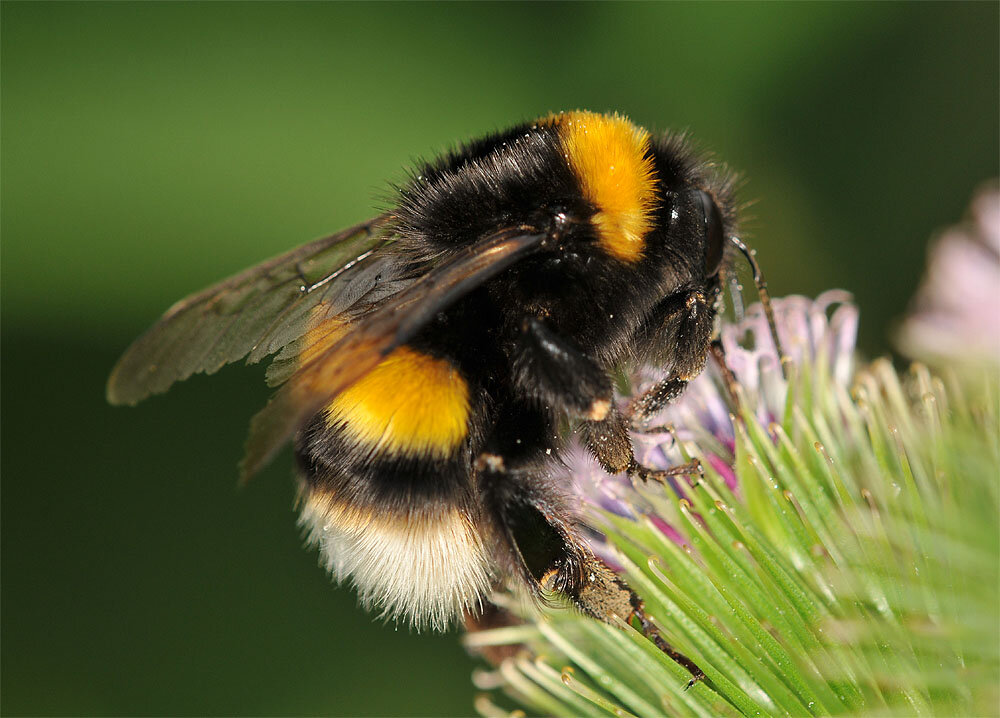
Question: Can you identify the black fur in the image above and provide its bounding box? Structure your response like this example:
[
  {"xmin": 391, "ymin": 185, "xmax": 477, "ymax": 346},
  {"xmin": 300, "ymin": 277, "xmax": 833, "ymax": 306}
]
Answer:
[
  {"xmin": 296, "ymin": 412, "xmax": 477, "ymax": 516},
  {"xmin": 512, "ymin": 317, "xmax": 612, "ymax": 417},
  {"xmin": 394, "ymin": 123, "xmax": 580, "ymax": 253}
]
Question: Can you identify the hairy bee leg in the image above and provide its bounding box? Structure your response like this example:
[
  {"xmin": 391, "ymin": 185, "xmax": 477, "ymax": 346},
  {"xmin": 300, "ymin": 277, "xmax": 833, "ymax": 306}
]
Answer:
[
  {"xmin": 578, "ymin": 407, "xmax": 701, "ymax": 484},
  {"xmin": 513, "ymin": 316, "xmax": 701, "ymax": 485},
  {"xmin": 709, "ymin": 339, "xmax": 741, "ymax": 411},
  {"xmin": 631, "ymin": 604, "xmax": 706, "ymax": 689},
  {"xmin": 514, "ymin": 316, "xmax": 614, "ymax": 421},
  {"xmin": 626, "ymin": 377, "xmax": 689, "ymax": 426},
  {"xmin": 479, "ymin": 456, "xmax": 706, "ymax": 686},
  {"xmin": 633, "ymin": 342, "xmax": 741, "ymax": 433},
  {"xmin": 571, "ymin": 559, "xmax": 705, "ymax": 687},
  {"xmin": 627, "ymin": 457, "xmax": 703, "ymax": 485},
  {"xmin": 627, "ymin": 289, "xmax": 717, "ymax": 428}
]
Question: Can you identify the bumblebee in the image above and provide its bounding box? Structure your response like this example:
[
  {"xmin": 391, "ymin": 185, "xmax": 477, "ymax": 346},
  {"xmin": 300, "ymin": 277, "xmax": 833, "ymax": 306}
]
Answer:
[{"xmin": 108, "ymin": 110, "xmax": 743, "ymax": 686}]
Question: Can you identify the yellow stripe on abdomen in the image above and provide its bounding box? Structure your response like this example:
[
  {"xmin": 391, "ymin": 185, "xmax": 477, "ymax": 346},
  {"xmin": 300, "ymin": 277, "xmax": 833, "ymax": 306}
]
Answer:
[{"xmin": 324, "ymin": 346, "xmax": 470, "ymax": 457}]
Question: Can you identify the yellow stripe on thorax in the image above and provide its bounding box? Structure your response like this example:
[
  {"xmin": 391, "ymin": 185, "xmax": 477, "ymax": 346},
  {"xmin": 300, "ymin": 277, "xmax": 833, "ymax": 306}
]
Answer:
[{"xmin": 545, "ymin": 111, "xmax": 656, "ymax": 263}]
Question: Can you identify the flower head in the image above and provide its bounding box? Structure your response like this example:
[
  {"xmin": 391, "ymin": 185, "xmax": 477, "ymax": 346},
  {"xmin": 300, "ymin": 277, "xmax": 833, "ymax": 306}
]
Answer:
[{"xmin": 471, "ymin": 288, "xmax": 998, "ymax": 717}]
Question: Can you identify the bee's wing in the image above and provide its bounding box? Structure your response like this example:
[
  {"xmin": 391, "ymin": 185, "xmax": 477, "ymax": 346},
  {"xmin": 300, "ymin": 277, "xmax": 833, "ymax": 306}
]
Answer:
[
  {"xmin": 239, "ymin": 226, "xmax": 549, "ymax": 481},
  {"xmin": 107, "ymin": 216, "xmax": 392, "ymax": 406}
]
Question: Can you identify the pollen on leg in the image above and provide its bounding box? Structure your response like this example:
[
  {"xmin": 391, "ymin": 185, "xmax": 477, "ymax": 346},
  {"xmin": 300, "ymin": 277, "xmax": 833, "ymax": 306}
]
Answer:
[{"xmin": 586, "ymin": 398, "xmax": 611, "ymax": 422}]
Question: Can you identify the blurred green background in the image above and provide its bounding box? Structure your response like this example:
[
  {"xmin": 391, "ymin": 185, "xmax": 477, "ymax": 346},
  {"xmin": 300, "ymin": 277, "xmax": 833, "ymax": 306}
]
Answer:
[{"xmin": 3, "ymin": 2, "xmax": 997, "ymax": 715}]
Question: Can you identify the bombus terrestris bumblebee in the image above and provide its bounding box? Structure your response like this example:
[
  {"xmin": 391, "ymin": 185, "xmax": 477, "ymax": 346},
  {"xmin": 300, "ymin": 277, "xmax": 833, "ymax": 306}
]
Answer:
[{"xmin": 108, "ymin": 110, "xmax": 749, "ymax": 687}]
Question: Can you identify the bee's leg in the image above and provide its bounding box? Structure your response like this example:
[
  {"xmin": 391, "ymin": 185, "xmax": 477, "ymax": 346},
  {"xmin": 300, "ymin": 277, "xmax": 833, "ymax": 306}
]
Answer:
[
  {"xmin": 626, "ymin": 289, "xmax": 716, "ymax": 429},
  {"xmin": 514, "ymin": 317, "xmax": 615, "ymax": 422},
  {"xmin": 577, "ymin": 406, "xmax": 702, "ymax": 483},
  {"xmin": 625, "ymin": 377, "xmax": 689, "ymax": 434},
  {"xmin": 709, "ymin": 338, "xmax": 741, "ymax": 411},
  {"xmin": 514, "ymin": 316, "xmax": 700, "ymax": 484},
  {"xmin": 478, "ymin": 458, "xmax": 705, "ymax": 687},
  {"xmin": 571, "ymin": 558, "xmax": 706, "ymax": 689}
]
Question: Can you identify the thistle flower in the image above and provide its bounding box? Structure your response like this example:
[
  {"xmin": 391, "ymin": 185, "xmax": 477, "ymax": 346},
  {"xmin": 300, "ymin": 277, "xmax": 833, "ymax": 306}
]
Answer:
[{"xmin": 468, "ymin": 286, "xmax": 999, "ymax": 717}]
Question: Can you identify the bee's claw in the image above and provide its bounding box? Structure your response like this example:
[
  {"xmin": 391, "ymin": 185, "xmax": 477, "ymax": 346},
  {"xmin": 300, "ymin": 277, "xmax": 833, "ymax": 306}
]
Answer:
[
  {"xmin": 683, "ymin": 671, "xmax": 705, "ymax": 691},
  {"xmin": 632, "ymin": 607, "xmax": 706, "ymax": 691}
]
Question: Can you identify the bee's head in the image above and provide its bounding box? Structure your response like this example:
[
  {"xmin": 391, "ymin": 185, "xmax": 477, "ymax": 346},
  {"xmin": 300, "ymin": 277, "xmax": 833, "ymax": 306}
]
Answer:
[{"xmin": 638, "ymin": 128, "xmax": 739, "ymax": 290}]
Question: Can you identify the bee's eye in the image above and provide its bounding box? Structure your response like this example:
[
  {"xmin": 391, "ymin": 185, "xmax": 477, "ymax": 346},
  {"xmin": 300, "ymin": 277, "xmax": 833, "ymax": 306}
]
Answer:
[{"xmin": 696, "ymin": 190, "xmax": 725, "ymax": 276}]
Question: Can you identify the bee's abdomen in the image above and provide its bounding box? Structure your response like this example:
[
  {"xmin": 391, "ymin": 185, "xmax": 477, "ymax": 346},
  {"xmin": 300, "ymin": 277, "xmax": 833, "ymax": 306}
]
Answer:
[
  {"xmin": 297, "ymin": 487, "xmax": 492, "ymax": 631},
  {"xmin": 293, "ymin": 344, "xmax": 490, "ymax": 630},
  {"xmin": 295, "ymin": 343, "xmax": 479, "ymax": 507},
  {"xmin": 325, "ymin": 344, "xmax": 471, "ymax": 459}
]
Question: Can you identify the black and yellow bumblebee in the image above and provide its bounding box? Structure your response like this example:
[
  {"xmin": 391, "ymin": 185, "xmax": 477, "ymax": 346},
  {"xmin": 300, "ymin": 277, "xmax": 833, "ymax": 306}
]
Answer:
[{"xmin": 108, "ymin": 110, "xmax": 745, "ymax": 686}]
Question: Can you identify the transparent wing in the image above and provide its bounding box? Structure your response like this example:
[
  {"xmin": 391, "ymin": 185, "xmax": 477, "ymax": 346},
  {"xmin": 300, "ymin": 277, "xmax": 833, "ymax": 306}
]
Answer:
[
  {"xmin": 239, "ymin": 227, "xmax": 549, "ymax": 481},
  {"xmin": 107, "ymin": 216, "xmax": 392, "ymax": 406}
]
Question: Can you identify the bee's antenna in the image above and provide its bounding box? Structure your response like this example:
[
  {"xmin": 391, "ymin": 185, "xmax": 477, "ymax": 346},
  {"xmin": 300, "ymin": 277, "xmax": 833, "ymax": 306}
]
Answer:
[{"xmin": 729, "ymin": 236, "xmax": 788, "ymax": 377}]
